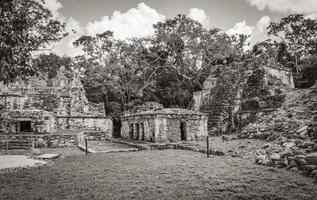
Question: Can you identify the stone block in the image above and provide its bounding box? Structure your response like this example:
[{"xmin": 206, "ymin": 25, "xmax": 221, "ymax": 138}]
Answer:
[{"xmin": 305, "ymin": 153, "xmax": 317, "ymax": 165}]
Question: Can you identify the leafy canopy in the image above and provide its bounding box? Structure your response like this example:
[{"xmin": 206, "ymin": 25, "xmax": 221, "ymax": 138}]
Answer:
[
  {"xmin": 267, "ymin": 14, "xmax": 317, "ymax": 70},
  {"xmin": 0, "ymin": 0, "xmax": 67, "ymax": 84},
  {"xmin": 73, "ymin": 14, "xmax": 247, "ymax": 111}
]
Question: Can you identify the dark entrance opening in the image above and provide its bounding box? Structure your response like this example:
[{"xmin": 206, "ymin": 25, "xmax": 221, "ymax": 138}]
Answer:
[
  {"xmin": 135, "ymin": 123, "xmax": 139, "ymax": 140},
  {"xmin": 129, "ymin": 124, "xmax": 134, "ymax": 139},
  {"xmin": 180, "ymin": 122, "xmax": 187, "ymax": 141},
  {"xmin": 20, "ymin": 121, "xmax": 32, "ymax": 132},
  {"xmin": 140, "ymin": 123, "xmax": 145, "ymax": 141},
  {"xmin": 113, "ymin": 118, "xmax": 122, "ymax": 138}
]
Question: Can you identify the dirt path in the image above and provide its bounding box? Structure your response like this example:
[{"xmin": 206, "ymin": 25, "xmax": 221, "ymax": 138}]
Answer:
[
  {"xmin": 0, "ymin": 155, "xmax": 46, "ymax": 170},
  {"xmin": 0, "ymin": 150, "xmax": 316, "ymax": 200}
]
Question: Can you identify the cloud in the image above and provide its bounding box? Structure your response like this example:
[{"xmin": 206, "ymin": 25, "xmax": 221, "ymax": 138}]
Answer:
[
  {"xmin": 226, "ymin": 21, "xmax": 254, "ymax": 36},
  {"xmin": 42, "ymin": 2, "xmax": 166, "ymax": 56},
  {"xmin": 42, "ymin": 0, "xmax": 64, "ymax": 20},
  {"xmin": 226, "ymin": 16, "xmax": 271, "ymax": 50},
  {"xmin": 43, "ymin": 2, "xmax": 167, "ymax": 56},
  {"xmin": 86, "ymin": 3, "xmax": 165, "ymax": 39},
  {"xmin": 227, "ymin": 16, "xmax": 271, "ymax": 37},
  {"xmin": 187, "ymin": 8, "xmax": 210, "ymax": 27},
  {"xmin": 255, "ymin": 16, "xmax": 271, "ymax": 34},
  {"xmin": 39, "ymin": 1, "xmax": 84, "ymax": 56},
  {"xmin": 244, "ymin": 0, "xmax": 317, "ymax": 13},
  {"xmin": 55, "ymin": 17, "xmax": 84, "ymax": 57},
  {"xmin": 306, "ymin": 13, "xmax": 317, "ymax": 19},
  {"xmin": 31, "ymin": 1, "xmax": 82, "ymax": 57}
]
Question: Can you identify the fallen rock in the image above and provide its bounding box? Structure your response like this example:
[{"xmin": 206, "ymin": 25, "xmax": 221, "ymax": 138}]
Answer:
[
  {"xmin": 304, "ymin": 153, "xmax": 317, "ymax": 165},
  {"xmin": 299, "ymin": 131, "xmax": 309, "ymax": 139},
  {"xmin": 36, "ymin": 154, "xmax": 61, "ymax": 160},
  {"xmin": 305, "ymin": 165, "xmax": 317, "ymax": 171},
  {"xmin": 294, "ymin": 155, "xmax": 306, "ymax": 161},
  {"xmin": 298, "ymin": 141, "xmax": 314, "ymax": 149},
  {"xmin": 313, "ymin": 143, "xmax": 317, "ymax": 151},
  {"xmin": 31, "ymin": 148, "xmax": 41, "ymax": 156},
  {"xmin": 286, "ymin": 160, "xmax": 298, "ymax": 170},
  {"xmin": 255, "ymin": 154, "xmax": 270, "ymax": 165},
  {"xmin": 262, "ymin": 143, "xmax": 270, "ymax": 149},
  {"xmin": 283, "ymin": 142, "xmax": 295, "ymax": 149},
  {"xmin": 270, "ymin": 153, "xmax": 281, "ymax": 161},
  {"xmin": 297, "ymin": 159, "xmax": 308, "ymax": 167},
  {"xmin": 289, "ymin": 167, "xmax": 299, "ymax": 172},
  {"xmin": 296, "ymin": 126, "xmax": 308, "ymax": 134}
]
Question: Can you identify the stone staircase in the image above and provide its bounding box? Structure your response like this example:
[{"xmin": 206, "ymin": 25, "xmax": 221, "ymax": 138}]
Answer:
[{"xmin": 201, "ymin": 65, "xmax": 244, "ymax": 134}]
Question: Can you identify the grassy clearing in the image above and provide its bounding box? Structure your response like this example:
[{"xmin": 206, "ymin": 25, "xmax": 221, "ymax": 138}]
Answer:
[{"xmin": 0, "ymin": 150, "xmax": 316, "ymax": 200}]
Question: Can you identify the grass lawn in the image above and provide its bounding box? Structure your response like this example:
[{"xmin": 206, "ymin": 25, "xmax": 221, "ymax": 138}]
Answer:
[{"xmin": 0, "ymin": 150, "xmax": 316, "ymax": 200}]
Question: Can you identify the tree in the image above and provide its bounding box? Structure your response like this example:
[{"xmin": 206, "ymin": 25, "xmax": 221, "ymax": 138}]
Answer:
[
  {"xmin": 74, "ymin": 31, "xmax": 147, "ymax": 111},
  {"xmin": 33, "ymin": 53, "xmax": 73, "ymax": 79},
  {"xmin": 148, "ymin": 15, "xmax": 246, "ymax": 107},
  {"xmin": 0, "ymin": 0, "xmax": 67, "ymax": 84},
  {"xmin": 73, "ymin": 14, "xmax": 247, "ymax": 111},
  {"xmin": 267, "ymin": 14, "xmax": 317, "ymax": 71}
]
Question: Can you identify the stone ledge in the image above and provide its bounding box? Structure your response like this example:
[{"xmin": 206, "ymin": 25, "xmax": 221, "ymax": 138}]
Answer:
[{"xmin": 56, "ymin": 115, "xmax": 111, "ymax": 119}]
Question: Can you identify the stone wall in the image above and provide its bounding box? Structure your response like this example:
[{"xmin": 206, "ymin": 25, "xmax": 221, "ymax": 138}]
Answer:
[
  {"xmin": 55, "ymin": 116, "xmax": 113, "ymax": 137},
  {"xmin": 192, "ymin": 90, "xmax": 210, "ymax": 111},
  {"xmin": 165, "ymin": 117, "xmax": 207, "ymax": 142},
  {"xmin": 0, "ymin": 130, "xmax": 111, "ymax": 148},
  {"xmin": 264, "ymin": 66, "xmax": 294, "ymax": 88},
  {"xmin": 192, "ymin": 76, "xmax": 217, "ymax": 111},
  {"xmin": 0, "ymin": 134, "xmax": 78, "ymax": 148},
  {"xmin": 121, "ymin": 116, "xmax": 156, "ymax": 142},
  {"xmin": 0, "ymin": 110, "xmax": 55, "ymax": 134}
]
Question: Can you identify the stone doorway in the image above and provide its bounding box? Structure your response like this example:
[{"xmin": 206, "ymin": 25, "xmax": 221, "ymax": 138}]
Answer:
[
  {"xmin": 135, "ymin": 123, "xmax": 139, "ymax": 140},
  {"xmin": 20, "ymin": 121, "xmax": 32, "ymax": 132},
  {"xmin": 129, "ymin": 124, "xmax": 134, "ymax": 139},
  {"xmin": 140, "ymin": 123, "xmax": 145, "ymax": 141},
  {"xmin": 113, "ymin": 118, "xmax": 121, "ymax": 138},
  {"xmin": 180, "ymin": 122, "xmax": 187, "ymax": 141}
]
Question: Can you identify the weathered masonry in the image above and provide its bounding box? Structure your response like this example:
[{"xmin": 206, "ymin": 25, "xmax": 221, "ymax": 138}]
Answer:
[
  {"xmin": 121, "ymin": 108, "xmax": 208, "ymax": 143},
  {"xmin": 192, "ymin": 53, "xmax": 294, "ymax": 134},
  {"xmin": 0, "ymin": 67, "xmax": 113, "ymax": 139}
]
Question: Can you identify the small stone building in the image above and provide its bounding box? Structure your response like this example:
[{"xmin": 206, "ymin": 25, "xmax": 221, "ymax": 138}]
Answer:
[{"xmin": 121, "ymin": 108, "xmax": 208, "ymax": 143}]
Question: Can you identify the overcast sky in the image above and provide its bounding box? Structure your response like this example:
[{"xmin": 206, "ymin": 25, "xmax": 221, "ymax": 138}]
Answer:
[{"xmin": 44, "ymin": 0, "xmax": 317, "ymax": 57}]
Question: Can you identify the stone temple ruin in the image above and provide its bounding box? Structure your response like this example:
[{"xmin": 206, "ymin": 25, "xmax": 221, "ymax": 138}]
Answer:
[
  {"xmin": 192, "ymin": 53, "xmax": 294, "ymax": 134},
  {"xmin": 121, "ymin": 103, "xmax": 208, "ymax": 143},
  {"xmin": 0, "ymin": 67, "xmax": 112, "ymax": 147}
]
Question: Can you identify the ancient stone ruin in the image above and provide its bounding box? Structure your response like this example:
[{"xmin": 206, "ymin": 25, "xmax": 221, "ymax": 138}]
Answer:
[
  {"xmin": 0, "ymin": 67, "xmax": 112, "ymax": 148},
  {"xmin": 192, "ymin": 53, "xmax": 294, "ymax": 135},
  {"xmin": 121, "ymin": 104, "xmax": 208, "ymax": 143}
]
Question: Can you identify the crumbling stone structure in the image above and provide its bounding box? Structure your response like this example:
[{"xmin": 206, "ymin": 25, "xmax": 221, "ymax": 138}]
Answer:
[
  {"xmin": 237, "ymin": 54, "xmax": 293, "ymax": 129},
  {"xmin": 192, "ymin": 53, "xmax": 294, "ymax": 135},
  {"xmin": 0, "ymin": 67, "xmax": 112, "ymax": 138},
  {"xmin": 121, "ymin": 107, "xmax": 208, "ymax": 143}
]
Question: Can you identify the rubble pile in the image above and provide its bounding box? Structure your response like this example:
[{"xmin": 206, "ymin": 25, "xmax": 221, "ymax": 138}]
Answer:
[
  {"xmin": 241, "ymin": 83, "xmax": 317, "ymax": 179},
  {"xmin": 239, "ymin": 82, "xmax": 317, "ymax": 140}
]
